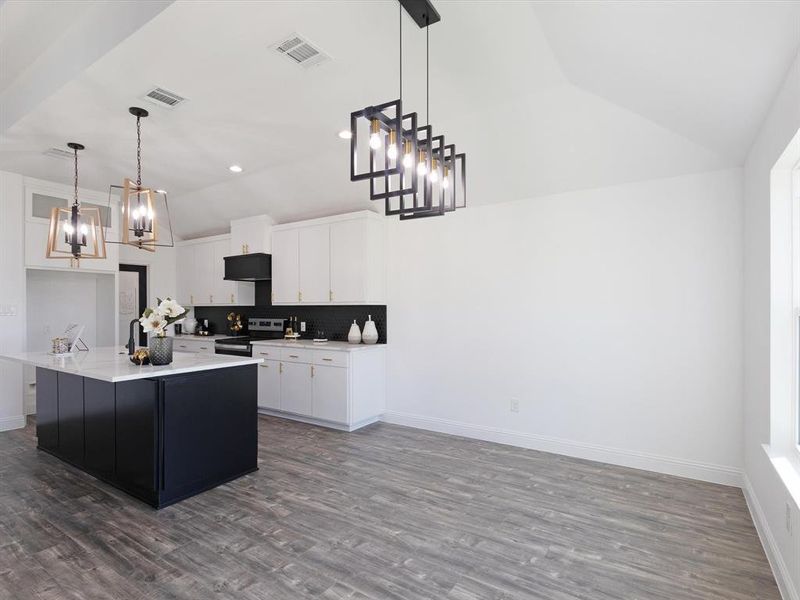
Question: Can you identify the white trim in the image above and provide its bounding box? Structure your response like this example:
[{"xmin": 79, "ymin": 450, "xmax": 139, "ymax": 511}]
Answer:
[
  {"xmin": 382, "ymin": 410, "xmax": 742, "ymax": 487},
  {"xmin": 743, "ymin": 473, "xmax": 799, "ymax": 600},
  {"xmin": 257, "ymin": 408, "xmax": 380, "ymax": 432},
  {"xmin": 271, "ymin": 210, "xmax": 382, "ymax": 231},
  {"xmin": 0, "ymin": 415, "xmax": 25, "ymax": 432}
]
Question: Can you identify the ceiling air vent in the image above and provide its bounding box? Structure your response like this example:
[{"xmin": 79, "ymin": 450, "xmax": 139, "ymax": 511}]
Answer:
[
  {"xmin": 142, "ymin": 86, "xmax": 186, "ymax": 109},
  {"xmin": 43, "ymin": 147, "xmax": 74, "ymax": 160},
  {"xmin": 270, "ymin": 33, "xmax": 330, "ymax": 69}
]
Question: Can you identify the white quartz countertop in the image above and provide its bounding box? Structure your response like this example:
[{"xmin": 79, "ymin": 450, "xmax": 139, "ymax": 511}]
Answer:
[
  {"xmin": 250, "ymin": 339, "xmax": 385, "ymax": 352},
  {"xmin": 173, "ymin": 334, "xmax": 230, "ymax": 341},
  {"xmin": 0, "ymin": 347, "xmax": 262, "ymax": 383}
]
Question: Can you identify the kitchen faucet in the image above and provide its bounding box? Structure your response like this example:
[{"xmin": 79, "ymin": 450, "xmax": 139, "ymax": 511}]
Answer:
[{"xmin": 128, "ymin": 319, "xmax": 139, "ymax": 355}]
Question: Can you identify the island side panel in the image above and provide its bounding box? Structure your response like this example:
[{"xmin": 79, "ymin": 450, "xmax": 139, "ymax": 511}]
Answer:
[
  {"xmin": 115, "ymin": 379, "xmax": 159, "ymax": 505},
  {"xmin": 160, "ymin": 364, "xmax": 258, "ymax": 506},
  {"xmin": 57, "ymin": 372, "xmax": 85, "ymax": 467},
  {"xmin": 35, "ymin": 368, "xmax": 58, "ymax": 452},
  {"xmin": 84, "ymin": 378, "xmax": 115, "ymax": 478}
]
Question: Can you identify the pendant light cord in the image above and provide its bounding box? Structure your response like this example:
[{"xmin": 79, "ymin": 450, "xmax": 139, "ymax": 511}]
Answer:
[
  {"xmin": 426, "ymin": 14, "xmax": 429, "ymax": 127},
  {"xmin": 136, "ymin": 115, "xmax": 142, "ymax": 188},
  {"xmin": 399, "ymin": 2, "xmax": 402, "ymax": 105},
  {"xmin": 73, "ymin": 147, "xmax": 79, "ymax": 207}
]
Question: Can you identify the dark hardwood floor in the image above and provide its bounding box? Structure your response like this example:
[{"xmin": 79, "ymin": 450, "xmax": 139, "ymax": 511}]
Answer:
[{"xmin": 0, "ymin": 415, "xmax": 779, "ymax": 600}]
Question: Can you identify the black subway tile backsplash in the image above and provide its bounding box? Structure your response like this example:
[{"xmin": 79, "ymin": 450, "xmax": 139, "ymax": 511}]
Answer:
[{"xmin": 194, "ymin": 304, "xmax": 386, "ymax": 343}]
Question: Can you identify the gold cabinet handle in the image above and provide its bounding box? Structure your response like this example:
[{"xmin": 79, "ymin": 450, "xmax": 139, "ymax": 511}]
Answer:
[
  {"xmin": 245, "ymin": 243, "xmax": 249, "ymax": 254},
  {"xmin": 289, "ymin": 354, "xmax": 299, "ymax": 359},
  {"xmin": 322, "ymin": 358, "xmax": 333, "ymax": 362},
  {"xmin": 259, "ymin": 364, "xmax": 269, "ymax": 368},
  {"xmin": 179, "ymin": 344, "xmax": 187, "ymax": 348},
  {"xmin": 242, "ymin": 243, "xmax": 246, "ymax": 254},
  {"xmin": 310, "ymin": 365, "xmax": 314, "ymax": 378},
  {"xmin": 209, "ymin": 294, "xmax": 213, "ymax": 303},
  {"xmin": 279, "ymin": 362, "xmax": 283, "ymax": 374},
  {"xmin": 329, "ymin": 290, "xmax": 333, "ymax": 301},
  {"xmin": 200, "ymin": 346, "xmax": 208, "ymax": 350},
  {"xmin": 298, "ymin": 291, "xmax": 302, "ymax": 302},
  {"xmin": 230, "ymin": 293, "xmax": 235, "ymax": 303},
  {"xmin": 190, "ymin": 294, "xmax": 194, "ymax": 304},
  {"xmin": 259, "ymin": 352, "xmax": 270, "ymax": 356}
]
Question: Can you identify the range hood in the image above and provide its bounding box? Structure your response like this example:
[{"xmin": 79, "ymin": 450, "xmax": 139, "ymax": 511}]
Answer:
[{"xmin": 224, "ymin": 253, "xmax": 271, "ymax": 281}]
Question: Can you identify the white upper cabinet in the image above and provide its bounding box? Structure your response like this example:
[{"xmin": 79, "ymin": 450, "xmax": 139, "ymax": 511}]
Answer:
[
  {"xmin": 230, "ymin": 215, "xmax": 273, "ymax": 255},
  {"xmin": 24, "ymin": 179, "xmax": 119, "ymax": 273},
  {"xmin": 272, "ymin": 211, "xmax": 385, "ymax": 306},
  {"xmin": 176, "ymin": 235, "xmax": 254, "ymax": 306},
  {"xmin": 272, "ymin": 228, "xmax": 300, "ymax": 304},
  {"xmin": 330, "ymin": 218, "xmax": 366, "ymax": 303},
  {"xmin": 298, "ymin": 225, "xmax": 330, "ymax": 304}
]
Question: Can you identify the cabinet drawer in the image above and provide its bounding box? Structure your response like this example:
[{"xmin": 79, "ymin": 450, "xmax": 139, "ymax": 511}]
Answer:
[
  {"xmin": 253, "ymin": 346, "xmax": 280, "ymax": 360},
  {"xmin": 174, "ymin": 339, "xmax": 214, "ymax": 354},
  {"xmin": 313, "ymin": 350, "xmax": 349, "ymax": 368},
  {"xmin": 280, "ymin": 347, "xmax": 313, "ymax": 363}
]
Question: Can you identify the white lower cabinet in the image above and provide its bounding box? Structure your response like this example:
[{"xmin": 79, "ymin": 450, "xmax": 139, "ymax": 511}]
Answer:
[
  {"xmin": 280, "ymin": 361, "xmax": 313, "ymax": 416},
  {"xmin": 257, "ymin": 360, "xmax": 281, "ymax": 410},
  {"xmin": 173, "ymin": 337, "xmax": 215, "ymax": 354},
  {"xmin": 252, "ymin": 343, "xmax": 385, "ymax": 431},
  {"xmin": 312, "ymin": 364, "xmax": 348, "ymax": 423}
]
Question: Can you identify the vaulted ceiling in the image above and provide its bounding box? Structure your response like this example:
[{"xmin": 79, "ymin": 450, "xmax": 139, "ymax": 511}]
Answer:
[{"xmin": 1, "ymin": 0, "xmax": 798, "ymax": 238}]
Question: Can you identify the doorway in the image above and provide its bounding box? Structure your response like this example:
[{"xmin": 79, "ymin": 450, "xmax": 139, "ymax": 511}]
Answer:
[{"xmin": 119, "ymin": 264, "xmax": 148, "ymax": 347}]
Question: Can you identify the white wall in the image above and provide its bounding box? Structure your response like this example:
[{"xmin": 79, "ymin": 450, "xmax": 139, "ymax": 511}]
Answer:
[
  {"xmin": 0, "ymin": 171, "xmax": 25, "ymax": 431},
  {"xmin": 26, "ymin": 270, "xmax": 115, "ymax": 352},
  {"xmin": 386, "ymin": 168, "xmax": 744, "ymax": 485},
  {"xmin": 743, "ymin": 49, "xmax": 800, "ymax": 599}
]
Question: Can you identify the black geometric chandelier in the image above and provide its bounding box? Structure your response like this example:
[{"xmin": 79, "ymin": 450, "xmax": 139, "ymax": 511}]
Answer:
[
  {"xmin": 106, "ymin": 107, "xmax": 174, "ymax": 252},
  {"xmin": 348, "ymin": 0, "xmax": 466, "ymax": 220}
]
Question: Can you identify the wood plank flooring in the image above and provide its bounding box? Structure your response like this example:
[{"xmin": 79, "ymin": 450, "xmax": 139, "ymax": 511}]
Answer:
[{"xmin": 0, "ymin": 416, "xmax": 779, "ymax": 600}]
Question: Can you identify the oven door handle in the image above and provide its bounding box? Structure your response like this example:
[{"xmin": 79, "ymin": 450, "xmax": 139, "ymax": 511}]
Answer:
[{"xmin": 215, "ymin": 344, "xmax": 252, "ymax": 351}]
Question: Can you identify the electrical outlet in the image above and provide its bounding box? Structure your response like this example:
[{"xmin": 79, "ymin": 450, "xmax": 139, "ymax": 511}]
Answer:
[
  {"xmin": 786, "ymin": 502, "xmax": 793, "ymax": 535},
  {"xmin": 300, "ymin": 321, "xmax": 306, "ymax": 333},
  {"xmin": 510, "ymin": 397, "xmax": 520, "ymax": 413}
]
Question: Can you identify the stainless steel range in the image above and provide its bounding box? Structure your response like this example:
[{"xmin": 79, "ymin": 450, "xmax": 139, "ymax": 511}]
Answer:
[{"xmin": 214, "ymin": 318, "xmax": 286, "ymax": 357}]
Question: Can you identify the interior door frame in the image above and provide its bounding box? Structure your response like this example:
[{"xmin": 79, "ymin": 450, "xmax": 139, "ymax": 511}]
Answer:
[{"xmin": 120, "ymin": 264, "xmax": 148, "ymax": 346}]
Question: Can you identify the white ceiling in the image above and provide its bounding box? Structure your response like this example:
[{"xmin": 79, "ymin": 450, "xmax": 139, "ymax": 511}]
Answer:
[{"xmin": 0, "ymin": 0, "xmax": 798, "ymax": 238}]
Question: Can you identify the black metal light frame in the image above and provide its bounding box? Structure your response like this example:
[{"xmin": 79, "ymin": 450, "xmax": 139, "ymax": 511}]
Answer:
[{"xmin": 348, "ymin": 0, "xmax": 466, "ymax": 221}]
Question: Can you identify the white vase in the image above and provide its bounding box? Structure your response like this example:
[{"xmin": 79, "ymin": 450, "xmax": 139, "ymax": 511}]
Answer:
[
  {"xmin": 348, "ymin": 320, "xmax": 362, "ymax": 344},
  {"xmin": 362, "ymin": 315, "xmax": 378, "ymax": 345}
]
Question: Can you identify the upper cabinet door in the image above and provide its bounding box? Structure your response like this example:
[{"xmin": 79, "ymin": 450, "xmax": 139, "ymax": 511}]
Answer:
[
  {"xmin": 298, "ymin": 225, "xmax": 330, "ymax": 304},
  {"xmin": 272, "ymin": 229, "xmax": 300, "ymax": 304},
  {"xmin": 330, "ymin": 219, "xmax": 365, "ymax": 303},
  {"xmin": 212, "ymin": 239, "xmax": 236, "ymax": 304},
  {"xmin": 176, "ymin": 245, "xmax": 195, "ymax": 306},
  {"xmin": 193, "ymin": 242, "xmax": 215, "ymax": 304}
]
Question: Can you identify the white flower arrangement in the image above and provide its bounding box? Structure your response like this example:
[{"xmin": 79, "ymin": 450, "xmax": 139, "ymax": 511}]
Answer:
[{"xmin": 139, "ymin": 297, "xmax": 188, "ymax": 338}]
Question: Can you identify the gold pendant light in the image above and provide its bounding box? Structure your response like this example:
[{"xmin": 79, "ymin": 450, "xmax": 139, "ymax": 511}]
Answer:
[
  {"xmin": 107, "ymin": 107, "xmax": 174, "ymax": 252},
  {"xmin": 46, "ymin": 142, "xmax": 107, "ymax": 264}
]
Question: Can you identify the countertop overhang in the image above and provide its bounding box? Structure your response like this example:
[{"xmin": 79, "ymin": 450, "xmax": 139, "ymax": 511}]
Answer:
[{"xmin": 0, "ymin": 347, "xmax": 263, "ymax": 383}]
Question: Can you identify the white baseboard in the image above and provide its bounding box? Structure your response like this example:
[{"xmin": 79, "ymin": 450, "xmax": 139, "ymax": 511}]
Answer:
[
  {"xmin": 743, "ymin": 474, "xmax": 798, "ymax": 600},
  {"xmin": 0, "ymin": 415, "xmax": 25, "ymax": 432},
  {"xmin": 382, "ymin": 410, "xmax": 742, "ymax": 487}
]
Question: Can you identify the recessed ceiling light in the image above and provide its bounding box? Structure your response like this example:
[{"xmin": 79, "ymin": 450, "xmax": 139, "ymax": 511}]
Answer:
[
  {"xmin": 229, "ymin": 165, "xmax": 243, "ymax": 173},
  {"xmin": 338, "ymin": 129, "xmax": 352, "ymax": 140}
]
